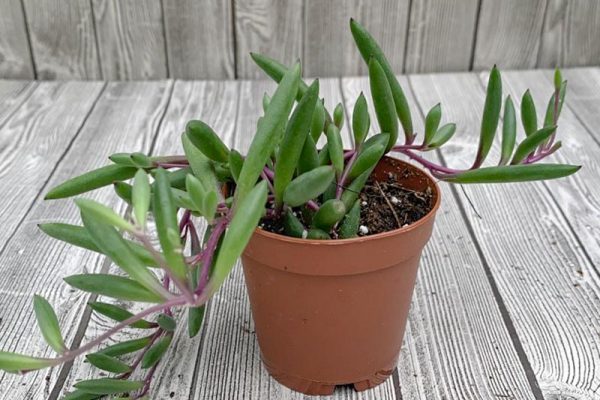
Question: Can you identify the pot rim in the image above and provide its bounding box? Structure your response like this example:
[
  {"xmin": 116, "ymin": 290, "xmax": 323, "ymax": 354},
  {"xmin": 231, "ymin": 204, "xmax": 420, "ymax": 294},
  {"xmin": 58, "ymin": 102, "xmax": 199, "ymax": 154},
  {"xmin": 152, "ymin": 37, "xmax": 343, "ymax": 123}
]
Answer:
[{"xmin": 253, "ymin": 155, "xmax": 441, "ymax": 246}]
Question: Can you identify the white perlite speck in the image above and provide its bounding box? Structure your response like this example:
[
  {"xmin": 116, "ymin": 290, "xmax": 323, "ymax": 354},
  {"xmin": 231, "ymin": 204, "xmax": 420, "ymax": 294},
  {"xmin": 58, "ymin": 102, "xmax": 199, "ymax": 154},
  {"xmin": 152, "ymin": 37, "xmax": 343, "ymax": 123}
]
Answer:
[
  {"xmin": 359, "ymin": 225, "xmax": 369, "ymax": 235},
  {"xmin": 361, "ymin": 201, "xmax": 367, "ymax": 206},
  {"xmin": 391, "ymin": 196, "xmax": 399, "ymax": 204},
  {"xmin": 301, "ymin": 230, "xmax": 308, "ymax": 239}
]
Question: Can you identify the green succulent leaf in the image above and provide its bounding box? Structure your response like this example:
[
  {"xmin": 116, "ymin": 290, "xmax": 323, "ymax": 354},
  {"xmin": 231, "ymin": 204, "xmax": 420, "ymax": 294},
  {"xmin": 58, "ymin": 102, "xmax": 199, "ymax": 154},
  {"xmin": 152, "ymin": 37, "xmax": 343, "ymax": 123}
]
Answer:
[
  {"xmin": 98, "ymin": 336, "xmax": 152, "ymax": 357},
  {"xmin": 228, "ymin": 149, "xmax": 244, "ymax": 183},
  {"xmin": 274, "ymin": 80, "xmax": 319, "ymax": 206},
  {"xmin": 341, "ymin": 168, "xmax": 373, "ymax": 210},
  {"xmin": 511, "ymin": 126, "xmax": 556, "ymax": 164},
  {"xmin": 306, "ymin": 228, "xmax": 330, "ymax": 240},
  {"xmin": 521, "ymin": 89, "xmax": 537, "ymax": 137},
  {"xmin": 445, "ymin": 164, "xmax": 580, "ymax": 184},
  {"xmin": 141, "ymin": 335, "xmax": 173, "ymax": 369},
  {"xmin": 113, "ymin": 181, "xmax": 133, "ymax": 204},
  {"xmin": 318, "ymin": 143, "xmax": 330, "ymax": 166},
  {"xmin": 474, "ymin": 66, "xmax": 502, "ymax": 167},
  {"xmin": 428, "ymin": 123, "xmax": 456, "ymax": 149},
  {"xmin": 153, "ymin": 168, "xmax": 188, "ymax": 281},
  {"xmin": 33, "ymin": 295, "xmax": 66, "ymax": 354},
  {"xmin": 297, "ymin": 135, "xmax": 319, "ymax": 175},
  {"xmin": 339, "ymin": 199, "xmax": 361, "ymax": 239},
  {"xmin": 45, "ymin": 165, "xmax": 137, "ymax": 200},
  {"xmin": 368, "ymin": 58, "xmax": 398, "ymax": 152},
  {"xmin": 352, "ymin": 92, "xmax": 370, "ymax": 148},
  {"xmin": 62, "ymin": 389, "xmax": 101, "ymax": 400},
  {"xmin": 210, "ymin": 181, "xmax": 268, "ymax": 292},
  {"xmin": 347, "ymin": 141, "xmax": 386, "ymax": 181},
  {"xmin": 80, "ymin": 210, "xmax": 167, "ymax": 298},
  {"xmin": 283, "ymin": 209, "xmax": 306, "ymax": 238},
  {"xmin": 554, "ymin": 68, "xmax": 563, "ymax": 91},
  {"xmin": 262, "ymin": 92, "xmax": 271, "ymax": 112},
  {"xmin": 188, "ymin": 305, "xmax": 206, "ymax": 338},
  {"xmin": 64, "ymin": 274, "xmax": 164, "ymax": 303},
  {"xmin": 182, "ymin": 133, "xmax": 219, "ymax": 193},
  {"xmin": 500, "ymin": 96, "xmax": 517, "ymax": 165},
  {"xmin": 39, "ymin": 223, "xmax": 156, "ymax": 267},
  {"xmin": 74, "ymin": 378, "xmax": 144, "ymax": 395},
  {"xmin": 311, "ymin": 199, "xmax": 346, "ymax": 231},
  {"xmin": 283, "ymin": 166, "xmax": 336, "ymax": 207},
  {"xmin": 0, "ymin": 351, "xmax": 53, "ymax": 373},
  {"xmin": 310, "ymin": 99, "xmax": 327, "ymax": 142},
  {"xmin": 130, "ymin": 152, "xmax": 154, "ymax": 169},
  {"xmin": 75, "ymin": 199, "xmax": 135, "ymax": 233},
  {"xmin": 85, "ymin": 353, "xmax": 131, "ymax": 374},
  {"xmin": 185, "ymin": 120, "xmax": 230, "ymax": 163},
  {"xmin": 236, "ymin": 63, "xmax": 300, "ymax": 205},
  {"xmin": 543, "ymin": 81, "xmax": 567, "ymax": 128},
  {"xmin": 333, "ymin": 103, "xmax": 344, "ymax": 129},
  {"xmin": 109, "ymin": 153, "xmax": 135, "ymax": 166},
  {"xmin": 424, "ymin": 103, "xmax": 442, "ymax": 146},
  {"xmin": 186, "ymin": 174, "xmax": 207, "ymax": 210},
  {"xmin": 132, "ymin": 169, "xmax": 151, "ymax": 228},
  {"xmin": 157, "ymin": 314, "xmax": 176, "ymax": 332},
  {"xmin": 326, "ymin": 124, "xmax": 344, "ymax": 175},
  {"xmin": 350, "ymin": 18, "xmax": 413, "ymax": 142},
  {"xmin": 87, "ymin": 302, "xmax": 155, "ymax": 329}
]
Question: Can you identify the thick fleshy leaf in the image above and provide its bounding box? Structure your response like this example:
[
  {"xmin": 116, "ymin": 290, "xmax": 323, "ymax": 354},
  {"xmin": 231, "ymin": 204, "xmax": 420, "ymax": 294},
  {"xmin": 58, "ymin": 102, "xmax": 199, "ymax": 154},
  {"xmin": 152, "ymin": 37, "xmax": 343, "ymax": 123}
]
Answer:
[
  {"xmin": 62, "ymin": 389, "xmax": 100, "ymax": 400},
  {"xmin": 283, "ymin": 209, "xmax": 305, "ymax": 238},
  {"xmin": 297, "ymin": 135, "xmax": 319, "ymax": 175},
  {"xmin": 39, "ymin": 223, "xmax": 156, "ymax": 267},
  {"xmin": 236, "ymin": 65, "xmax": 300, "ymax": 205},
  {"xmin": 80, "ymin": 211, "xmax": 167, "ymax": 298},
  {"xmin": 109, "ymin": 153, "xmax": 136, "ymax": 166},
  {"xmin": 341, "ymin": 168, "xmax": 373, "ymax": 210},
  {"xmin": 228, "ymin": 149, "xmax": 244, "ymax": 183},
  {"xmin": 424, "ymin": 103, "xmax": 441, "ymax": 146},
  {"xmin": 347, "ymin": 142, "xmax": 386, "ymax": 181},
  {"xmin": 130, "ymin": 153, "xmax": 153, "ymax": 168},
  {"xmin": 521, "ymin": 90, "xmax": 537, "ymax": 137},
  {"xmin": 311, "ymin": 199, "xmax": 346, "ymax": 231},
  {"xmin": 186, "ymin": 174, "xmax": 207, "ymax": 211},
  {"xmin": 45, "ymin": 165, "xmax": 137, "ymax": 200},
  {"xmin": 0, "ymin": 351, "xmax": 53, "ymax": 373},
  {"xmin": 153, "ymin": 168, "xmax": 188, "ymax": 281},
  {"xmin": 350, "ymin": 18, "xmax": 413, "ymax": 142},
  {"xmin": 210, "ymin": 181, "xmax": 268, "ymax": 292},
  {"xmin": 352, "ymin": 92, "xmax": 370, "ymax": 148},
  {"xmin": 333, "ymin": 103, "xmax": 344, "ymax": 129},
  {"xmin": 473, "ymin": 66, "xmax": 502, "ymax": 167},
  {"xmin": 511, "ymin": 126, "xmax": 556, "ymax": 164},
  {"xmin": 274, "ymin": 80, "xmax": 319, "ymax": 206},
  {"xmin": 113, "ymin": 182, "xmax": 132, "ymax": 204},
  {"xmin": 88, "ymin": 302, "xmax": 155, "ymax": 329},
  {"xmin": 98, "ymin": 336, "xmax": 152, "ymax": 357},
  {"xmin": 85, "ymin": 353, "xmax": 131, "ymax": 374},
  {"xmin": 262, "ymin": 92, "xmax": 271, "ymax": 112},
  {"xmin": 500, "ymin": 96, "xmax": 517, "ymax": 165},
  {"xmin": 326, "ymin": 124, "xmax": 344, "ymax": 175},
  {"xmin": 203, "ymin": 191, "xmax": 218, "ymax": 222},
  {"xmin": 75, "ymin": 199, "xmax": 135, "ymax": 233},
  {"xmin": 445, "ymin": 164, "xmax": 580, "ymax": 184},
  {"xmin": 157, "ymin": 314, "xmax": 176, "ymax": 332},
  {"xmin": 429, "ymin": 123, "xmax": 456, "ymax": 149},
  {"xmin": 33, "ymin": 295, "xmax": 66, "ymax": 354},
  {"xmin": 185, "ymin": 120, "xmax": 230, "ymax": 163},
  {"xmin": 188, "ymin": 305, "xmax": 206, "ymax": 338},
  {"xmin": 141, "ymin": 335, "xmax": 172, "ymax": 369},
  {"xmin": 283, "ymin": 166, "xmax": 335, "ymax": 207},
  {"xmin": 132, "ymin": 169, "xmax": 151, "ymax": 228},
  {"xmin": 339, "ymin": 199, "xmax": 361, "ymax": 239},
  {"xmin": 368, "ymin": 58, "xmax": 398, "ymax": 152},
  {"xmin": 64, "ymin": 274, "xmax": 164, "ymax": 303},
  {"xmin": 74, "ymin": 378, "xmax": 144, "ymax": 395},
  {"xmin": 543, "ymin": 81, "xmax": 567, "ymax": 128},
  {"xmin": 318, "ymin": 143, "xmax": 330, "ymax": 165},
  {"xmin": 310, "ymin": 99, "xmax": 327, "ymax": 142},
  {"xmin": 182, "ymin": 133, "xmax": 219, "ymax": 193}
]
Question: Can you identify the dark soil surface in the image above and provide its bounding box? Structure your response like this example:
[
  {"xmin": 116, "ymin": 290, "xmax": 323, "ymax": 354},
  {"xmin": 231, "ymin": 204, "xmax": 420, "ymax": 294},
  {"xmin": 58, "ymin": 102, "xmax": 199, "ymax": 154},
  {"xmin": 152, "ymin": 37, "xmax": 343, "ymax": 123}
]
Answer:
[{"xmin": 259, "ymin": 172, "xmax": 434, "ymax": 238}]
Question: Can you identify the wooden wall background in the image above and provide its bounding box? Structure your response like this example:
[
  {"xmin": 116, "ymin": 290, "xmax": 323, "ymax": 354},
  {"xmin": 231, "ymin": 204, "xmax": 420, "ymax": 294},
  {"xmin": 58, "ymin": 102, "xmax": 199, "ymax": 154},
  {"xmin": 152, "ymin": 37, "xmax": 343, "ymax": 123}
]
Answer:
[{"xmin": 0, "ymin": 0, "xmax": 599, "ymax": 80}]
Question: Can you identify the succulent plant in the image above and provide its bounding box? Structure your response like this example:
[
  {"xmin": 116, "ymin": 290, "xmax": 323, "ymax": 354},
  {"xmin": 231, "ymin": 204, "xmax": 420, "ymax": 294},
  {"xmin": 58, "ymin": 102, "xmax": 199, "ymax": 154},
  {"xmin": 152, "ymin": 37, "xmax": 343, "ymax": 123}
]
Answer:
[{"xmin": 0, "ymin": 19, "xmax": 579, "ymax": 399}]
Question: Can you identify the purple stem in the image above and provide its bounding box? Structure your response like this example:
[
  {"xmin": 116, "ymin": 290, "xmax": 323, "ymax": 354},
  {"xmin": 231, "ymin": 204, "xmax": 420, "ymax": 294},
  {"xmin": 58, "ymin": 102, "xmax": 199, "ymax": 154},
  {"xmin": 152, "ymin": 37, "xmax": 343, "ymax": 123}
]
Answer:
[
  {"xmin": 336, "ymin": 151, "xmax": 358, "ymax": 198},
  {"xmin": 134, "ymin": 358, "xmax": 161, "ymax": 398},
  {"xmin": 261, "ymin": 170, "xmax": 275, "ymax": 193},
  {"xmin": 194, "ymin": 217, "xmax": 229, "ymax": 295},
  {"xmin": 398, "ymin": 149, "xmax": 463, "ymax": 175},
  {"xmin": 306, "ymin": 200, "xmax": 320, "ymax": 211},
  {"xmin": 343, "ymin": 150, "xmax": 356, "ymax": 160},
  {"xmin": 263, "ymin": 167, "xmax": 275, "ymax": 180}
]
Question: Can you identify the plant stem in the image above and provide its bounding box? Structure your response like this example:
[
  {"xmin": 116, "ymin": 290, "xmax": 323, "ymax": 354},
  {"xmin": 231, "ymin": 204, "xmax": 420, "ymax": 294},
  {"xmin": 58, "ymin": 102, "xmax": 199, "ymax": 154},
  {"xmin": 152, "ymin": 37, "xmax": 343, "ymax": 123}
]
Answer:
[
  {"xmin": 262, "ymin": 167, "xmax": 275, "ymax": 180},
  {"xmin": 397, "ymin": 149, "xmax": 463, "ymax": 175},
  {"xmin": 306, "ymin": 200, "xmax": 320, "ymax": 211},
  {"xmin": 194, "ymin": 216, "xmax": 229, "ymax": 296},
  {"xmin": 336, "ymin": 151, "xmax": 358, "ymax": 198}
]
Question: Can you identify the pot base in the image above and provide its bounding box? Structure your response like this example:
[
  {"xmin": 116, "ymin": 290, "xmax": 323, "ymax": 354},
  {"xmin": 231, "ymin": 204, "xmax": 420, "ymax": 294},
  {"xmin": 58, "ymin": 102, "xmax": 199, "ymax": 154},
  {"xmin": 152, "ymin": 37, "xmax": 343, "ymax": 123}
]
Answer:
[{"xmin": 263, "ymin": 357, "xmax": 394, "ymax": 395}]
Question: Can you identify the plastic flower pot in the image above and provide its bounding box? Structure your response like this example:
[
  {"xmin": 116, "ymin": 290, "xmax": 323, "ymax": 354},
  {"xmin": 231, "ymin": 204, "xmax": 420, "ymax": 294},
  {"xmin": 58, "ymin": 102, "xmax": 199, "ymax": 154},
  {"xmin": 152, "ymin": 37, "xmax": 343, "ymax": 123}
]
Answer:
[{"xmin": 241, "ymin": 156, "xmax": 441, "ymax": 395}]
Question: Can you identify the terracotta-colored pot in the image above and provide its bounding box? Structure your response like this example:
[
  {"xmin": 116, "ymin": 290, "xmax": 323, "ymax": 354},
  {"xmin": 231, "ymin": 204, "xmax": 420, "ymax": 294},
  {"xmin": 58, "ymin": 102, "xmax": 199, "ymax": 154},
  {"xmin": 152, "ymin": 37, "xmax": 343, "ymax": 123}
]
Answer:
[{"xmin": 241, "ymin": 156, "xmax": 441, "ymax": 395}]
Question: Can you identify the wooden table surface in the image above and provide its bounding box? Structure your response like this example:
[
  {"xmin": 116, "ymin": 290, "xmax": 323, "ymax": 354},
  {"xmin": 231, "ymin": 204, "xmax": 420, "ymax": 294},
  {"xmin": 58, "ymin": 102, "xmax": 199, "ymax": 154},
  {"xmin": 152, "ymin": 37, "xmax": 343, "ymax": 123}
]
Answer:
[{"xmin": 0, "ymin": 69, "xmax": 598, "ymax": 399}]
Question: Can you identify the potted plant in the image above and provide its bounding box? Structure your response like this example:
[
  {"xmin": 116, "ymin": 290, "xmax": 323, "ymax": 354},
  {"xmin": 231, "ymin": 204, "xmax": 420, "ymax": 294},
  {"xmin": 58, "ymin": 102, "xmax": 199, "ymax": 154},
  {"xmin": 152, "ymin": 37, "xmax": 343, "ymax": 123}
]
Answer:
[{"xmin": 0, "ymin": 19, "xmax": 578, "ymax": 399}]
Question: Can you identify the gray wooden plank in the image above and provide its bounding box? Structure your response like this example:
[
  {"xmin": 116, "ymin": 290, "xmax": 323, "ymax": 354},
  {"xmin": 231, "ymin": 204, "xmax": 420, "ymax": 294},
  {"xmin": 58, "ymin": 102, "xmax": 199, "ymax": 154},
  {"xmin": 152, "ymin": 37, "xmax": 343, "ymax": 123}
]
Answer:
[
  {"xmin": 537, "ymin": 0, "xmax": 600, "ymax": 68},
  {"xmin": 56, "ymin": 80, "xmax": 239, "ymax": 399},
  {"xmin": 0, "ymin": 0, "xmax": 35, "ymax": 79},
  {"xmin": 404, "ymin": 0, "xmax": 479, "ymax": 73},
  {"xmin": 235, "ymin": 0, "xmax": 303, "ymax": 79},
  {"xmin": 560, "ymin": 68, "xmax": 600, "ymax": 144},
  {"xmin": 473, "ymin": 0, "xmax": 547, "ymax": 70},
  {"xmin": 191, "ymin": 78, "xmax": 396, "ymax": 399},
  {"xmin": 23, "ymin": 0, "xmax": 101, "ymax": 80},
  {"xmin": 91, "ymin": 0, "xmax": 168, "ymax": 80},
  {"xmin": 408, "ymin": 71, "xmax": 600, "ymax": 399},
  {"xmin": 0, "ymin": 81, "xmax": 36, "ymax": 129},
  {"xmin": 0, "ymin": 81, "xmax": 173, "ymax": 399},
  {"xmin": 303, "ymin": 0, "xmax": 408, "ymax": 77},
  {"xmin": 163, "ymin": 0, "xmax": 235, "ymax": 79},
  {"xmin": 342, "ymin": 76, "xmax": 537, "ymax": 400}
]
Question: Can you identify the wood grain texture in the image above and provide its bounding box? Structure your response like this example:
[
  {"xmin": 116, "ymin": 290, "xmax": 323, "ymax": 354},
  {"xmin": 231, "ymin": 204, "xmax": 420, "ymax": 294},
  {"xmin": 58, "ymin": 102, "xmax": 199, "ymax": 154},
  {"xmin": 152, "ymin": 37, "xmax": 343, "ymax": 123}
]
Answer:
[
  {"xmin": 473, "ymin": 0, "xmax": 547, "ymax": 70},
  {"xmin": 537, "ymin": 0, "xmax": 600, "ymax": 68},
  {"xmin": 0, "ymin": 0, "xmax": 34, "ymax": 79},
  {"xmin": 404, "ymin": 0, "xmax": 479, "ymax": 73},
  {"xmin": 56, "ymin": 80, "xmax": 239, "ymax": 399},
  {"xmin": 304, "ymin": 0, "xmax": 408, "ymax": 77},
  {"xmin": 0, "ymin": 81, "xmax": 36, "ymax": 128},
  {"xmin": 91, "ymin": 0, "xmax": 167, "ymax": 80},
  {"xmin": 235, "ymin": 0, "xmax": 303, "ymax": 79},
  {"xmin": 163, "ymin": 0, "xmax": 235, "ymax": 79},
  {"xmin": 409, "ymin": 72, "xmax": 600, "ymax": 399},
  {"xmin": 0, "ymin": 81, "xmax": 173, "ymax": 399},
  {"xmin": 342, "ymin": 76, "xmax": 537, "ymax": 399},
  {"xmin": 23, "ymin": 0, "xmax": 101, "ymax": 80}
]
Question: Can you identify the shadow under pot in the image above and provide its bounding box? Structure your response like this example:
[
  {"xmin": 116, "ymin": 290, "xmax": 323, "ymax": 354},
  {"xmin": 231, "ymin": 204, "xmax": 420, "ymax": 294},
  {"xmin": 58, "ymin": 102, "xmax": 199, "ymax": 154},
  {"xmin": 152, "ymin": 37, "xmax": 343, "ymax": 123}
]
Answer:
[{"xmin": 241, "ymin": 156, "xmax": 441, "ymax": 396}]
